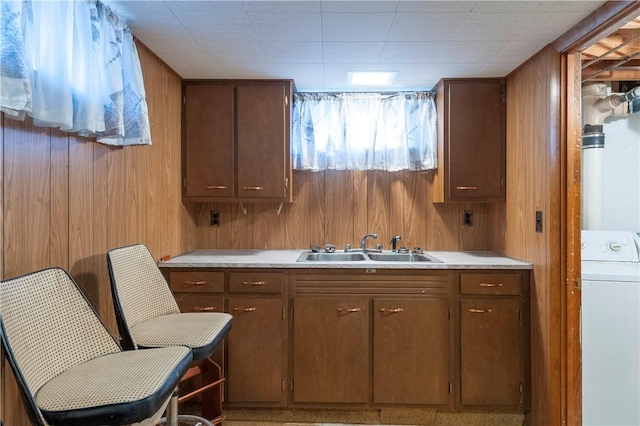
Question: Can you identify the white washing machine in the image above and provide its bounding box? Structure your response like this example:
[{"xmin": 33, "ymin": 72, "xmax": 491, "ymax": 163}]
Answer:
[{"xmin": 582, "ymin": 230, "xmax": 640, "ymax": 426}]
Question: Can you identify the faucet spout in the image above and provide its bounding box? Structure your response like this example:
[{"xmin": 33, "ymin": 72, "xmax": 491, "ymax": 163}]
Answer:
[
  {"xmin": 360, "ymin": 233, "xmax": 378, "ymax": 252},
  {"xmin": 390, "ymin": 235, "xmax": 402, "ymax": 252}
]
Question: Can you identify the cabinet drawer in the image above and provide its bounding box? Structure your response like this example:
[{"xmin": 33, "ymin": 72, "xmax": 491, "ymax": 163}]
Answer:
[
  {"xmin": 174, "ymin": 294, "xmax": 224, "ymax": 314},
  {"xmin": 460, "ymin": 273, "xmax": 520, "ymax": 295},
  {"xmin": 169, "ymin": 271, "xmax": 224, "ymax": 293},
  {"xmin": 229, "ymin": 272, "xmax": 283, "ymax": 294}
]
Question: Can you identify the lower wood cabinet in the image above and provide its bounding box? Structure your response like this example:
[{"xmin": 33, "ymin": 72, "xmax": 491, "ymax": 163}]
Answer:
[
  {"xmin": 164, "ymin": 267, "xmax": 529, "ymax": 413},
  {"xmin": 227, "ymin": 297, "xmax": 284, "ymax": 403},
  {"xmin": 292, "ymin": 270, "xmax": 454, "ymax": 408},
  {"xmin": 373, "ymin": 298, "xmax": 450, "ymax": 405},
  {"xmin": 458, "ymin": 272, "xmax": 528, "ymax": 409},
  {"xmin": 293, "ymin": 298, "xmax": 369, "ymax": 403}
]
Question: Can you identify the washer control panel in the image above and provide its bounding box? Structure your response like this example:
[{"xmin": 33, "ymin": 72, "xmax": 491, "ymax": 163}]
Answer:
[{"xmin": 582, "ymin": 230, "xmax": 640, "ymax": 262}]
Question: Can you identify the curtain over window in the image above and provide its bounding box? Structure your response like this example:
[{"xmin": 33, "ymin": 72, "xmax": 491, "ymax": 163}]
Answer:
[
  {"xmin": 292, "ymin": 91, "xmax": 437, "ymax": 172},
  {"xmin": 0, "ymin": 0, "xmax": 151, "ymax": 146}
]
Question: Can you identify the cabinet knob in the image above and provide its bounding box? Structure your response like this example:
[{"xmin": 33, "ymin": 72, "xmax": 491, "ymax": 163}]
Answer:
[
  {"xmin": 478, "ymin": 282, "xmax": 503, "ymax": 287},
  {"xmin": 233, "ymin": 307, "xmax": 258, "ymax": 312},
  {"xmin": 455, "ymin": 186, "xmax": 478, "ymax": 190},
  {"xmin": 468, "ymin": 308, "xmax": 493, "ymax": 313},
  {"xmin": 242, "ymin": 186, "xmax": 264, "ymax": 191},
  {"xmin": 379, "ymin": 307, "xmax": 404, "ymax": 313},
  {"xmin": 206, "ymin": 185, "xmax": 228, "ymax": 190},
  {"xmin": 336, "ymin": 307, "xmax": 361, "ymax": 313},
  {"xmin": 185, "ymin": 280, "xmax": 207, "ymax": 285},
  {"xmin": 193, "ymin": 306, "xmax": 217, "ymax": 312},
  {"xmin": 243, "ymin": 281, "xmax": 267, "ymax": 286}
]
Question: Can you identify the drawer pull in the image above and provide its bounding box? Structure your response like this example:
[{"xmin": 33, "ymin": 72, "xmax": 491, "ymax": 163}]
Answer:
[
  {"xmin": 233, "ymin": 307, "xmax": 257, "ymax": 312},
  {"xmin": 193, "ymin": 306, "xmax": 217, "ymax": 312},
  {"xmin": 243, "ymin": 281, "xmax": 267, "ymax": 286},
  {"xmin": 185, "ymin": 280, "xmax": 207, "ymax": 285},
  {"xmin": 379, "ymin": 308, "xmax": 404, "ymax": 313},
  {"xmin": 242, "ymin": 186, "xmax": 264, "ymax": 191},
  {"xmin": 206, "ymin": 185, "xmax": 227, "ymax": 190},
  {"xmin": 468, "ymin": 308, "xmax": 493, "ymax": 313},
  {"xmin": 337, "ymin": 307, "xmax": 361, "ymax": 313},
  {"xmin": 478, "ymin": 282, "xmax": 503, "ymax": 287},
  {"xmin": 455, "ymin": 186, "xmax": 478, "ymax": 190}
]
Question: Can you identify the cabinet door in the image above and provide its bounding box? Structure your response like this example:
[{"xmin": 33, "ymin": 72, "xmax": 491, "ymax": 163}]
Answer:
[
  {"xmin": 460, "ymin": 298, "xmax": 521, "ymax": 406},
  {"xmin": 236, "ymin": 84, "xmax": 287, "ymax": 199},
  {"xmin": 227, "ymin": 297, "xmax": 284, "ymax": 403},
  {"xmin": 446, "ymin": 80, "xmax": 504, "ymax": 200},
  {"xmin": 184, "ymin": 84, "xmax": 235, "ymax": 197},
  {"xmin": 293, "ymin": 298, "xmax": 369, "ymax": 403},
  {"xmin": 373, "ymin": 298, "xmax": 450, "ymax": 405}
]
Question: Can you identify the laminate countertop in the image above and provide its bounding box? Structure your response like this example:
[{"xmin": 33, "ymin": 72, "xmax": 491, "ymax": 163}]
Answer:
[{"xmin": 158, "ymin": 250, "xmax": 532, "ymax": 270}]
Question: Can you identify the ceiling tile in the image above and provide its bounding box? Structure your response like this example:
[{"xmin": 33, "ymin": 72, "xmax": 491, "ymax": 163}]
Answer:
[
  {"xmin": 436, "ymin": 41, "xmax": 508, "ymax": 63},
  {"xmin": 450, "ymin": 12, "xmax": 537, "ymax": 42},
  {"xmin": 323, "ymin": 42, "xmax": 384, "ymax": 63},
  {"xmin": 243, "ymin": 1, "xmax": 321, "ymax": 13},
  {"xmin": 387, "ymin": 13, "xmax": 469, "ymax": 41},
  {"xmin": 249, "ymin": 12, "xmax": 322, "ymax": 41},
  {"xmin": 201, "ymin": 42, "xmax": 267, "ymax": 63},
  {"xmin": 186, "ymin": 13, "xmax": 258, "ymax": 42},
  {"xmin": 165, "ymin": 1, "xmax": 245, "ymax": 16},
  {"xmin": 396, "ymin": 1, "xmax": 476, "ymax": 13},
  {"xmin": 323, "ymin": 63, "xmax": 378, "ymax": 81},
  {"xmin": 321, "ymin": 1, "xmax": 399, "ymax": 13},
  {"xmin": 262, "ymin": 42, "xmax": 323, "ymax": 64},
  {"xmin": 270, "ymin": 63, "xmax": 324, "ymax": 80},
  {"xmin": 377, "ymin": 63, "xmax": 427, "ymax": 80},
  {"xmin": 379, "ymin": 42, "xmax": 446, "ymax": 63},
  {"xmin": 472, "ymin": 1, "xmax": 554, "ymax": 13},
  {"xmin": 322, "ymin": 13, "xmax": 395, "ymax": 41}
]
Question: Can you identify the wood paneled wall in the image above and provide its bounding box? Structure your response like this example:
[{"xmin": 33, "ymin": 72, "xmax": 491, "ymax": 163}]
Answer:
[
  {"xmin": 492, "ymin": 46, "xmax": 564, "ymax": 426},
  {"xmin": 0, "ymin": 42, "xmax": 193, "ymax": 425},
  {"xmin": 192, "ymin": 170, "xmax": 493, "ymax": 252}
]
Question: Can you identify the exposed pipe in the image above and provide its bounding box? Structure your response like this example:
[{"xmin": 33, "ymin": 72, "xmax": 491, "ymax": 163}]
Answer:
[{"xmin": 582, "ymin": 83, "xmax": 639, "ymax": 230}]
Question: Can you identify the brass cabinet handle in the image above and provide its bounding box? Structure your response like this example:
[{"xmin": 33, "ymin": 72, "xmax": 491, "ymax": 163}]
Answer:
[
  {"xmin": 337, "ymin": 307, "xmax": 361, "ymax": 313},
  {"xmin": 233, "ymin": 307, "xmax": 257, "ymax": 312},
  {"xmin": 242, "ymin": 186, "xmax": 264, "ymax": 191},
  {"xmin": 193, "ymin": 306, "xmax": 217, "ymax": 312},
  {"xmin": 243, "ymin": 281, "xmax": 267, "ymax": 286},
  {"xmin": 379, "ymin": 308, "xmax": 404, "ymax": 313},
  {"xmin": 206, "ymin": 185, "xmax": 227, "ymax": 190},
  {"xmin": 468, "ymin": 308, "xmax": 493, "ymax": 313},
  {"xmin": 455, "ymin": 186, "xmax": 478, "ymax": 190},
  {"xmin": 185, "ymin": 280, "xmax": 207, "ymax": 285},
  {"xmin": 478, "ymin": 282, "xmax": 503, "ymax": 287}
]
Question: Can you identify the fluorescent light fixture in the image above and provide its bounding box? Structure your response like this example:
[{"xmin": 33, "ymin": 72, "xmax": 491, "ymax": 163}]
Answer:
[{"xmin": 348, "ymin": 71, "xmax": 397, "ymax": 86}]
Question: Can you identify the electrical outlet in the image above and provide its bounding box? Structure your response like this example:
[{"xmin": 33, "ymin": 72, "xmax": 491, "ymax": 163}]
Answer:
[
  {"xmin": 210, "ymin": 210, "xmax": 220, "ymax": 227},
  {"xmin": 463, "ymin": 210, "xmax": 473, "ymax": 227}
]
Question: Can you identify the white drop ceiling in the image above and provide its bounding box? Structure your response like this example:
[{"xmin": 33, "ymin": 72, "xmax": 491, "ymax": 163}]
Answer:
[{"xmin": 106, "ymin": 0, "xmax": 608, "ymax": 92}]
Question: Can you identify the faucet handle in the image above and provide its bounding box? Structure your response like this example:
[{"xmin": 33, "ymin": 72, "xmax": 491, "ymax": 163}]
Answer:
[{"xmin": 344, "ymin": 243, "xmax": 351, "ymax": 252}]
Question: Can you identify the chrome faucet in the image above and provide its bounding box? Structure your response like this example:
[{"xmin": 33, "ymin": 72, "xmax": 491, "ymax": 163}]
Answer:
[
  {"xmin": 390, "ymin": 235, "xmax": 402, "ymax": 252},
  {"xmin": 360, "ymin": 233, "xmax": 379, "ymax": 252}
]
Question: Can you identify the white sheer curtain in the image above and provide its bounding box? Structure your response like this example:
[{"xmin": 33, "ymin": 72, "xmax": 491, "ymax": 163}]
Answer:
[
  {"xmin": 0, "ymin": 0, "xmax": 151, "ymax": 146},
  {"xmin": 292, "ymin": 91, "xmax": 437, "ymax": 172}
]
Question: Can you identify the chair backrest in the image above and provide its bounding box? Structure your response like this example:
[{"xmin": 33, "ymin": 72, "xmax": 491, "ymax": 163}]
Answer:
[
  {"xmin": 0, "ymin": 268, "xmax": 121, "ymax": 425},
  {"xmin": 107, "ymin": 244, "xmax": 180, "ymax": 349}
]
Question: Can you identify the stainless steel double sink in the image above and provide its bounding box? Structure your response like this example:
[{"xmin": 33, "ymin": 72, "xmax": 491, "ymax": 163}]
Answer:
[{"xmin": 296, "ymin": 251, "xmax": 441, "ymax": 263}]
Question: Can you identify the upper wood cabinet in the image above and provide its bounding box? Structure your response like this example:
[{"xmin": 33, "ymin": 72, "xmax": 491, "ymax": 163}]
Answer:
[
  {"xmin": 432, "ymin": 78, "xmax": 506, "ymax": 203},
  {"xmin": 182, "ymin": 80, "xmax": 294, "ymax": 203}
]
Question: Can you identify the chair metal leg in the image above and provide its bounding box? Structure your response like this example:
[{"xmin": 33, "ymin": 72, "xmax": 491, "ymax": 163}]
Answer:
[{"xmin": 165, "ymin": 390, "xmax": 179, "ymax": 426}]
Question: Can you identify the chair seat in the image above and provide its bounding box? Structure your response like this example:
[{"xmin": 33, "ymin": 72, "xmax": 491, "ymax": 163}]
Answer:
[
  {"xmin": 131, "ymin": 312, "xmax": 233, "ymax": 360},
  {"xmin": 36, "ymin": 346, "xmax": 192, "ymax": 426}
]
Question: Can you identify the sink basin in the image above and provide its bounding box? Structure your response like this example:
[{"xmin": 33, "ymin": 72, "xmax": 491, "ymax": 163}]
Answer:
[
  {"xmin": 297, "ymin": 252, "xmax": 367, "ymax": 262},
  {"xmin": 366, "ymin": 253, "xmax": 441, "ymax": 262}
]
